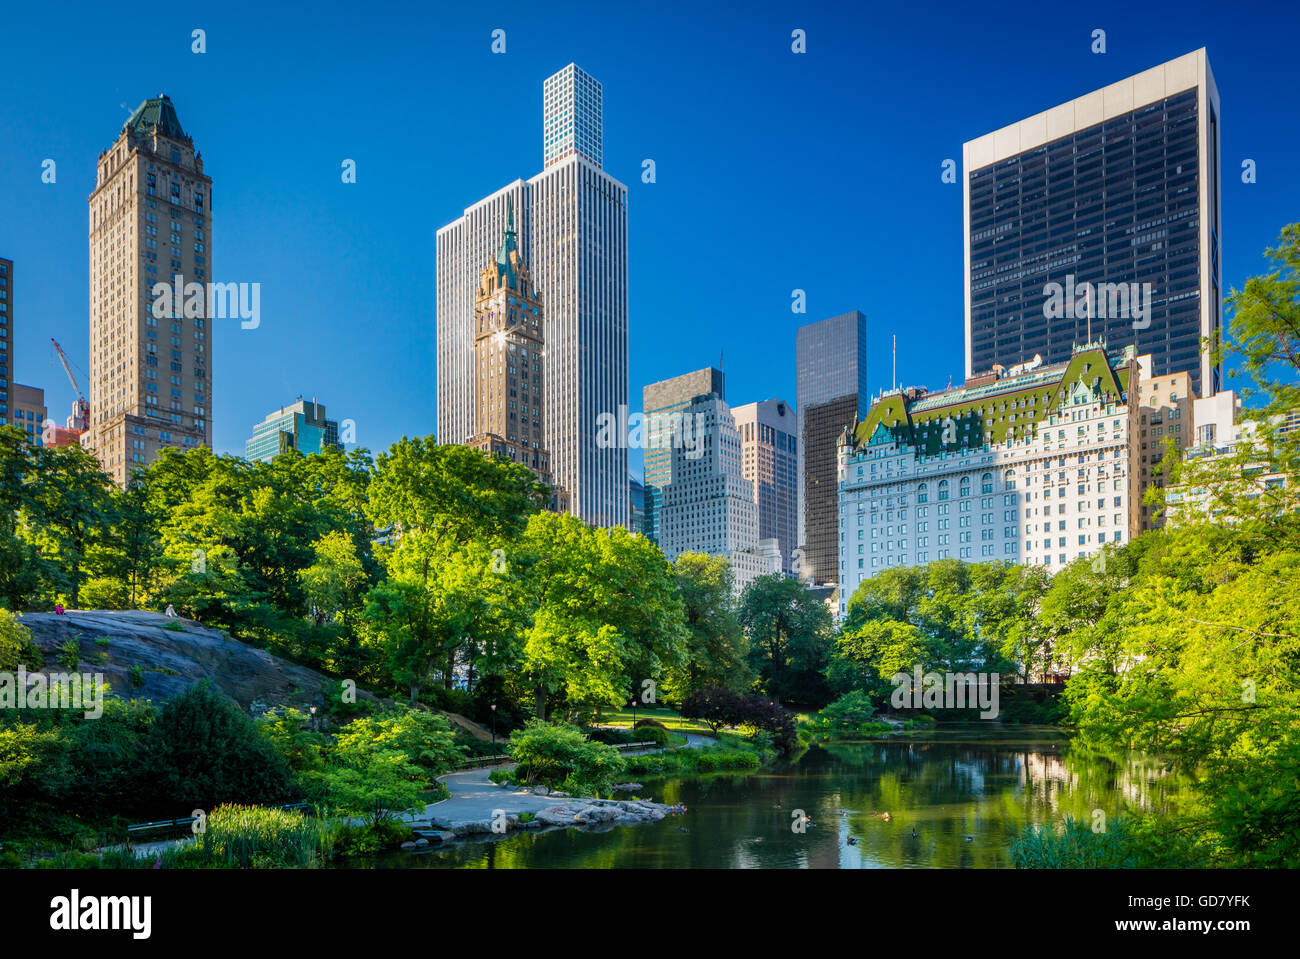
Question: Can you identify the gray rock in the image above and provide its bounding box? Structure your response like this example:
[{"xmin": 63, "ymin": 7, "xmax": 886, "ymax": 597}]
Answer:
[{"xmin": 534, "ymin": 785, "xmax": 549, "ymax": 796}]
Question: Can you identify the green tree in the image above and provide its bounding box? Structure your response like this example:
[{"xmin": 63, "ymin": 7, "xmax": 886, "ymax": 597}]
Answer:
[
  {"xmin": 739, "ymin": 574, "xmax": 833, "ymax": 705},
  {"xmin": 670, "ymin": 553, "xmax": 750, "ymax": 696},
  {"xmin": 24, "ymin": 444, "xmax": 118, "ymax": 608},
  {"xmin": 135, "ymin": 681, "xmax": 296, "ymax": 813}
]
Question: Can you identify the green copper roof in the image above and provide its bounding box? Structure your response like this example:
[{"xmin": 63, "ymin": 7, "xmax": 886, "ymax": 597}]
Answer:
[
  {"xmin": 124, "ymin": 95, "xmax": 187, "ymax": 140},
  {"xmin": 495, "ymin": 197, "xmax": 520, "ymax": 289},
  {"xmin": 850, "ymin": 346, "xmax": 1135, "ymax": 457}
]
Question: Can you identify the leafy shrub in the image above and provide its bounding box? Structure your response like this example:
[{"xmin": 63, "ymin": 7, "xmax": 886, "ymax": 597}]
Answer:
[
  {"xmin": 633, "ymin": 725, "xmax": 670, "ymax": 747},
  {"xmin": 682, "ymin": 686, "xmax": 798, "ymax": 753},
  {"xmin": 334, "ymin": 709, "xmax": 463, "ymax": 779},
  {"xmin": 425, "ymin": 686, "xmax": 475, "ymax": 717},
  {"xmin": 586, "ymin": 726, "xmax": 636, "ymax": 746},
  {"xmin": 507, "ymin": 720, "xmax": 626, "ymax": 791},
  {"xmin": 128, "ymin": 665, "xmax": 145, "ymax": 689},
  {"xmin": 0, "ymin": 610, "xmax": 42, "ymax": 671},
  {"xmin": 821, "ymin": 690, "xmax": 876, "ymax": 728},
  {"xmin": 57, "ymin": 639, "xmax": 81, "ymax": 670},
  {"xmin": 319, "ymin": 678, "xmax": 373, "ymax": 721},
  {"xmin": 134, "ymin": 681, "xmax": 297, "ymax": 814}
]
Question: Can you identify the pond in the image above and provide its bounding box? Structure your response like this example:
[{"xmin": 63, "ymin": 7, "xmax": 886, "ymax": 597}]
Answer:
[{"xmin": 344, "ymin": 727, "xmax": 1190, "ymax": 869}]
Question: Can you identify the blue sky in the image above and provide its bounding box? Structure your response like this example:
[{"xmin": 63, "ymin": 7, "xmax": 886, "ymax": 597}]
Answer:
[{"xmin": 2, "ymin": 0, "xmax": 1297, "ymax": 478}]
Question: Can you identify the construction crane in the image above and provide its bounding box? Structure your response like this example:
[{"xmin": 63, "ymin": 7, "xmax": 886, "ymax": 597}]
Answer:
[{"xmin": 50, "ymin": 338, "xmax": 90, "ymax": 432}]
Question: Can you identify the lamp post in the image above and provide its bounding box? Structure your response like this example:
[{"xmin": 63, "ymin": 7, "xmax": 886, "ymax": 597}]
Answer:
[
  {"xmin": 630, "ymin": 697, "xmax": 638, "ymax": 729},
  {"xmin": 309, "ymin": 705, "xmax": 318, "ymax": 733},
  {"xmin": 490, "ymin": 704, "xmax": 497, "ymax": 749}
]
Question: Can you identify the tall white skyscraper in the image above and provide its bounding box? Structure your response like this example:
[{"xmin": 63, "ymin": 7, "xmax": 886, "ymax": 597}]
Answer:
[{"xmin": 437, "ymin": 64, "xmax": 628, "ymax": 528}]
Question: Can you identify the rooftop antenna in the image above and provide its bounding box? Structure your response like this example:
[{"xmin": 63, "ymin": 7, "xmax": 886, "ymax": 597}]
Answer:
[
  {"xmin": 1085, "ymin": 284, "xmax": 1092, "ymax": 346},
  {"xmin": 892, "ymin": 334, "xmax": 896, "ymax": 391}
]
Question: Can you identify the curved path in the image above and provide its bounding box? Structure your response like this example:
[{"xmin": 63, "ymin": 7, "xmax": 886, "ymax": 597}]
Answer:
[{"xmin": 413, "ymin": 732, "xmax": 717, "ymax": 827}]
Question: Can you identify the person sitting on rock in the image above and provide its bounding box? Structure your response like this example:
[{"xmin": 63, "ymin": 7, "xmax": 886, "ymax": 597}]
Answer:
[
  {"xmin": 165, "ymin": 604, "xmax": 178, "ymax": 618},
  {"xmin": 54, "ymin": 604, "xmax": 65, "ymax": 615}
]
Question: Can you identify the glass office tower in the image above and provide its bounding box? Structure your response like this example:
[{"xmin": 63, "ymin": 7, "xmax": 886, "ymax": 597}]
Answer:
[
  {"xmin": 964, "ymin": 49, "xmax": 1222, "ymax": 398},
  {"xmin": 795, "ymin": 310, "xmax": 868, "ymax": 581}
]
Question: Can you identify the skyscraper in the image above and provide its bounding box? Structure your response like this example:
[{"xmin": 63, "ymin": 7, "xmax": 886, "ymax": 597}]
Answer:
[
  {"xmin": 245, "ymin": 399, "xmax": 339, "ymax": 463},
  {"xmin": 964, "ymin": 49, "xmax": 1222, "ymax": 398},
  {"xmin": 437, "ymin": 64, "xmax": 628, "ymax": 528},
  {"xmin": 658, "ymin": 391, "xmax": 778, "ymax": 596},
  {"xmin": 641, "ymin": 367, "xmax": 725, "ymax": 545},
  {"xmin": 795, "ymin": 311, "xmax": 868, "ymax": 582},
  {"xmin": 465, "ymin": 204, "xmax": 567, "ymax": 512},
  {"xmin": 86, "ymin": 95, "xmax": 212, "ymax": 486},
  {"xmin": 543, "ymin": 63, "xmax": 603, "ymax": 169},
  {"xmin": 733, "ymin": 398, "xmax": 798, "ymax": 574}
]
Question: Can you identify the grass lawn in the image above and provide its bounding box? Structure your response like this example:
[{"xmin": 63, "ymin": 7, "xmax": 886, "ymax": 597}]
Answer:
[{"xmin": 592, "ymin": 705, "xmax": 715, "ymax": 736}]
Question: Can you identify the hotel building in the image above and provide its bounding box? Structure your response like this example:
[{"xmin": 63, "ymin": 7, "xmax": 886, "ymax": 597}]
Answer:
[
  {"xmin": 964, "ymin": 49, "xmax": 1222, "ymax": 398},
  {"xmin": 836, "ymin": 344, "xmax": 1142, "ymax": 617},
  {"xmin": 85, "ymin": 95, "xmax": 212, "ymax": 486}
]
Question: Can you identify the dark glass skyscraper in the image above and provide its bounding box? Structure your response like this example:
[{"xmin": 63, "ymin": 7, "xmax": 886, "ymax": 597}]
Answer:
[
  {"xmin": 964, "ymin": 49, "xmax": 1222, "ymax": 398},
  {"xmin": 795, "ymin": 310, "xmax": 868, "ymax": 584}
]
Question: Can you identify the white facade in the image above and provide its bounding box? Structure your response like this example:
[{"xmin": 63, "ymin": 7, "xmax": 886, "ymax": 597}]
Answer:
[
  {"xmin": 437, "ymin": 65, "xmax": 629, "ymax": 528},
  {"xmin": 659, "ymin": 394, "xmax": 775, "ymax": 596},
  {"xmin": 836, "ymin": 351, "xmax": 1142, "ymax": 618}
]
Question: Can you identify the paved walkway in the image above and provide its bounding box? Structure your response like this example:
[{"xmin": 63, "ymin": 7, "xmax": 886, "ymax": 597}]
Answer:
[{"xmin": 414, "ymin": 732, "xmax": 716, "ymax": 825}]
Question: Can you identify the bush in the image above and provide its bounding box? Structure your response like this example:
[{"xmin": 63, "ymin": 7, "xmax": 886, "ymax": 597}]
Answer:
[
  {"xmin": 425, "ymin": 686, "xmax": 475, "ymax": 717},
  {"xmin": 0, "ymin": 610, "xmax": 42, "ymax": 671},
  {"xmin": 633, "ymin": 725, "xmax": 670, "ymax": 747},
  {"xmin": 507, "ymin": 720, "xmax": 626, "ymax": 791},
  {"xmin": 821, "ymin": 690, "xmax": 876, "ymax": 728},
  {"xmin": 633, "ymin": 718, "xmax": 669, "ymax": 731},
  {"xmin": 586, "ymin": 726, "xmax": 636, "ymax": 746},
  {"xmin": 57, "ymin": 639, "xmax": 81, "ymax": 670},
  {"xmin": 135, "ymin": 681, "xmax": 297, "ymax": 814}
]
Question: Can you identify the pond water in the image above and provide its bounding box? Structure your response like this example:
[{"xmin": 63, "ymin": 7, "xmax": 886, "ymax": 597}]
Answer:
[{"xmin": 345, "ymin": 727, "xmax": 1189, "ymax": 869}]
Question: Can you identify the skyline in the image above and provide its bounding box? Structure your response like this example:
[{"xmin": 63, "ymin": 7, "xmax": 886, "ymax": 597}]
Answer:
[{"xmin": 3, "ymin": 1, "xmax": 1300, "ymax": 481}]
